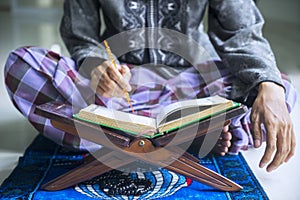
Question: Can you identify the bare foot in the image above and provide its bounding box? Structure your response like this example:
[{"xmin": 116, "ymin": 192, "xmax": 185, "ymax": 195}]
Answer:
[{"xmin": 212, "ymin": 125, "xmax": 232, "ymax": 156}]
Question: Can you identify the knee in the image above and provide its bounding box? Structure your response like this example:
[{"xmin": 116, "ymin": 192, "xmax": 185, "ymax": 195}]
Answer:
[
  {"xmin": 4, "ymin": 46, "xmax": 29, "ymax": 76},
  {"xmin": 4, "ymin": 45, "xmax": 46, "ymax": 77},
  {"xmin": 4, "ymin": 46, "xmax": 35, "ymax": 97}
]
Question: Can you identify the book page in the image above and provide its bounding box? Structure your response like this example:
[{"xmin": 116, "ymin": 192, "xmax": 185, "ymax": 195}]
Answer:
[
  {"xmin": 157, "ymin": 100, "xmax": 236, "ymax": 133},
  {"xmin": 156, "ymin": 96, "xmax": 231, "ymax": 126},
  {"xmin": 78, "ymin": 104, "xmax": 157, "ymax": 132},
  {"xmin": 158, "ymin": 105, "xmax": 212, "ymax": 125}
]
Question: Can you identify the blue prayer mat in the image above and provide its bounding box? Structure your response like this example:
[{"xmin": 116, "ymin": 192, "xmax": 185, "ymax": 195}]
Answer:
[{"xmin": 0, "ymin": 135, "xmax": 268, "ymax": 200}]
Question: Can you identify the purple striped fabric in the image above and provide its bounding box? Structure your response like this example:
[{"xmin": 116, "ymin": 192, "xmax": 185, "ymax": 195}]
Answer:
[{"xmin": 4, "ymin": 46, "xmax": 297, "ymax": 153}]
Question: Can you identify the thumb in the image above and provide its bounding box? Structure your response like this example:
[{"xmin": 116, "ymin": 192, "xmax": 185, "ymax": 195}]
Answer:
[{"xmin": 120, "ymin": 64, "xmax": 132, "ymax": 91}]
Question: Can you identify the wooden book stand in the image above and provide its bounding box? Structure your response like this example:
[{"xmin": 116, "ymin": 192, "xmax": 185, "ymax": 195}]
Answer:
[{"xmin": 34, "ymin": 102, "xmax": 247, "ymax": 192}]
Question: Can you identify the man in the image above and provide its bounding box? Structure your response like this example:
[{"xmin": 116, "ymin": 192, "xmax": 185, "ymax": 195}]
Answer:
[{"xmin": 4, "ymin": 0, "xmax": 296, "ymax": 172}]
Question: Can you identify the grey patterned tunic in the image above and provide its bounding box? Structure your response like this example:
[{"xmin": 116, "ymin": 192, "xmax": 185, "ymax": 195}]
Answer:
[{"xmin": 60, "ymin": 0, "xmax": 283, "ymax": 103}]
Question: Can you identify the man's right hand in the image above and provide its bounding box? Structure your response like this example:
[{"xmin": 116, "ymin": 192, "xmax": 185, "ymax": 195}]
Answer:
[{"xmin": 89, "ymin": 61, "xmax": 132, "ymax": 98}]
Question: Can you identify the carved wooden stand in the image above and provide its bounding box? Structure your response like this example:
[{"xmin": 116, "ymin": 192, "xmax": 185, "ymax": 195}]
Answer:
[{"xmin": 35, "ymin": 102, "xmax": 247, "ymax": 192}]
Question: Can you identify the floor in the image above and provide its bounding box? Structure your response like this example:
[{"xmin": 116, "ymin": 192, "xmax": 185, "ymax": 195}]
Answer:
[{"xmin": 1, "ymin": 4, "xmax": 300, "ymax": 200}]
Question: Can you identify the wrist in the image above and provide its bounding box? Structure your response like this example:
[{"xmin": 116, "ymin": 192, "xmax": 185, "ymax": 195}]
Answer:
[
  {"xmin": 258, "ymin": 82, "xmax": 284, "ymax": 92},
  {"xmin": 258, "ymin": 82, "xmax": 285, "ymax": 99}
]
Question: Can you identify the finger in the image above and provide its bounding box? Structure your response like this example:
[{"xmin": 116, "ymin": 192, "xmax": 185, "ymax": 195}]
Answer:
[
  {"xmin": 96, "ymin": 82, "xmax": 123, "ymax": 98},
  {"xmin": 96, "ymin": 85, "xmax": 110, "ymax": 98},
  {"xmin": 266, "ymin": 129, "xmax": 289, "ymax": 172},
  {"xmin": 107, "ymin": 64, "xmax": 131, "ymax": 92},
  {"xmin": 259, "ymin": 124, "xmax": 277, "ymax": 169},
  {"xmin": 102, "ymin": 60, "xmax": 116, "ymax": 69},
  {"xmin": 93, "ymin": 62, "xmax": 109, "ymax": 76},
  {"xmin": 219, "ymin": 146, "xmax": 228, "ymax": 155},
  {"xmin": 93, "ymin": 62, "xmax": 130, "ymax": 91},
  {"xmin": 221, "ymin": 131, "xmax": 232, "ymax": 141},
  {"xmin": 97, "ymin": 72, "xmax": 124, "ymax": 97},
  {"xmin": 90, "ymin": 63, "xmax": 117, "ymax": 96},
  {"xmin": 120, "ymin": 65, "xmax": 132, "ymax": 91},
  {"xmin": 251, "ymin": 111, "xmax": 263, "ymax": 148},
  {"xmin": 96, "ymin": 86, "xmax": 121, "ymax": 98},
  {"xmin": 90, "ymin": 64, "xmax": 109, "ymax": 87},
  {"xmin": 285, "ymin": 125, "xmax": 296, "ymax": 163},
  {"xmin": 89, "ymin": 73, "xmax": 99, "ymax": 91},
  {"xmin": 221, "ymin": 140, "xmax": 231, "ymax": 148},
  {"xmin": 93, "ymin": 61, "xmax": 120, "ymax": 81},
  {"xmin": 102, "ymin": 75, "xmax": 124, "ymax": 97},
  {"xmin": 214, "ymin": 144, "xmax": 228, "ymax": 156},
  {"xmin": 120, "ymin": 64, "xmax": 130, "ymax": 75},
  {"xmin": 222, "ymin": 124, "xmax": 229, "ymax": 133},
  {"xmin": 120, "ymin": 65, "xmax": 131, "ymax": 78}
]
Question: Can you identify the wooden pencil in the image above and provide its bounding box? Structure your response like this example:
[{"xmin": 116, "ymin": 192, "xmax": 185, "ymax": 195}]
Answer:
[{"xmin": 103, "ymin": 40, "xmax": 135, "ymax": 113}]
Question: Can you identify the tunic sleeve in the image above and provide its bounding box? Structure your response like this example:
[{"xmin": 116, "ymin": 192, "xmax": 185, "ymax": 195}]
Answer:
[
  {"xmin": 60, "ymin": 0, "xmax": 110, "ymax": 77},
  {"xmin": 208, "ymin": 0, "xmax": 283, "ymax": 104}
]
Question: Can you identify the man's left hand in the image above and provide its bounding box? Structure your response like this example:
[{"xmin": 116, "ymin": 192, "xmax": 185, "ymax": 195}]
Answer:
[{"xmin": 251, "ymin": 82, "xmax": 295, "ymax": 172}]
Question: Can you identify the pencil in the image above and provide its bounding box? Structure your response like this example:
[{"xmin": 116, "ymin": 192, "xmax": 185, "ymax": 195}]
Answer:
[{"xmin": 103, "ymin": 40, "xmax": 135, "ymax": 113}]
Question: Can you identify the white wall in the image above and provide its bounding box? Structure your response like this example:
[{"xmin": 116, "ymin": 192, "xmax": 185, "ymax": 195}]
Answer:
[
  {"xmin": 258, "ymin": 0, "xmax": 300, "ymax": 25},
  {"xmin": 1, "ymin": 0, "xmax": 299, "ymax": 25}
]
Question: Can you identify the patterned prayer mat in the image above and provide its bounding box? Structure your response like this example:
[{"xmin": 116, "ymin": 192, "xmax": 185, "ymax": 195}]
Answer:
[{"xmin": 0, "ymin": 135, "xmax": 268, "ymax": 200}]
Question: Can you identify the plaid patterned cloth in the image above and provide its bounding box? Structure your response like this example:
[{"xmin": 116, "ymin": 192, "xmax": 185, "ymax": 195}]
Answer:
[{"xmin": 4, "ymin": 46, "xmax": 297, "ymax": 153}]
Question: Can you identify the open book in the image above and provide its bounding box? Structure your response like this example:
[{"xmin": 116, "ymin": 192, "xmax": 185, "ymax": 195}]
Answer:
[{"xmin": 73, "ymin": 96, "xmax": 240, "ymax": 138}]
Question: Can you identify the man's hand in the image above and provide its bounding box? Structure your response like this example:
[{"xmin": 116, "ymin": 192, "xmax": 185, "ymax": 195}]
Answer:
[
  {"xmin": 251, "ymin": 82, "xmax": 295, "ymax": 172},
  {"xmin": 90, "ymin": 61, "xmax": 132, "ymax": 98}
]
